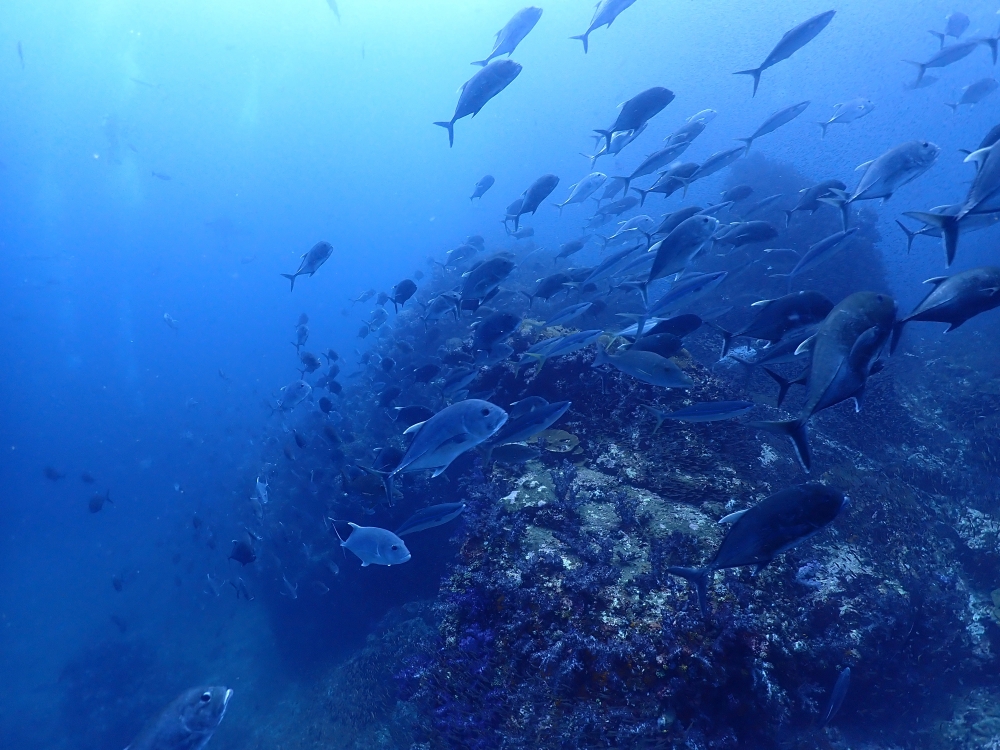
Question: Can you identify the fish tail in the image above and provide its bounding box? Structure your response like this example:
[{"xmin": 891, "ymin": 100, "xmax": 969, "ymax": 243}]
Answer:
[
  {"xmin": 890, "ymin": 320, "xmax": 907, "ymax": 355},
  {"xmin": 815, "ymin": 121, "xmax": 829, "ymax": 139},
  {"xmin": 281, "ymin": 273, "xmax": 296, "ymax": 291},
  {"xmin": 666, "ymin": 566, "xmax": 711, "ymax": 618},
  {"xmin": 749, "ymin": 418, "xmax": 811, "ymax": 472},
  {"xmin": 358, "ymin": 464, "xmax": 395, "ymax": 505},
  {"xmin": 902, "ymin": 60, "xmax": 926, "ymax": 85},
  {"xmin": 945, "ymin": 102, "xmax": 958, "ymax": 113},
  {"xmin": 570, "ymin": 32, "xmax": 589, "ymax": 53},
  {"xmin": 904, "ymin": 211, "xmax": 959, "ymax": 266},
  {"xmin": 735, "ymin": 136, "xmax": 753, "ymax": 151},
  {"xmin": 631, "ymin": 186, "xmax": 649, "ymax": 207},
  {"xmin": 712, "ymin": 324, "xmax": 735, "ymax": 359},
  {"xmin": 762, "ymin": 367, "xmax": 796, "ymax": 407},
  {"xmin": 894, "ymin": 219, "xmax": 917, "ymax": 254},
  {"xmin": 984, "ymin": 36, "xmax": 999, "ymax": 65},
  {"xmin": 928, "ymin": 30, "xmax": 945, "ymax": 49},
  {"xmin": 433, "ymin": 120, "xmax": 455, "ymax": 147},
  {"xmin": 782, "ymin": 209, "xmax": 794, "ymax": 228},
  {"xmin": 593, "ymin": 128, "xmax": 613, "ymax": 151},
  {"xmin": 733, "ymin": 67, "xmax": 762, "ymax": 97}
]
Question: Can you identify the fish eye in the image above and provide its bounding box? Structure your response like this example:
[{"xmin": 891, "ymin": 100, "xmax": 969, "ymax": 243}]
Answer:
[
  {"xmin": 480, "ymin": 408, "xmax": 490, "ymax": 416},
  {"xmin": 391, "ymin": 545, "xmax": 398, "ymax": 550},
  {"xmin": 201, "ymin": 692, "xmax": 212, "ymax": 702}
]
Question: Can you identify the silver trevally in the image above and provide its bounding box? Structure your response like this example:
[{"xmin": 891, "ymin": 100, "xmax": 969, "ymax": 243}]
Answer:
[
  {"xmin": 336, "ymin": 523, "xmax": 410, "ymax": 566},
  {"xmin": 593, "ymin": 86, "xmax": 674, "ymax": 151},
  {"xmin": 736, "ymin": 101, "xmax": 810, "ymax": 151},
  {"xmin": 571, "ymin": 0, "xmax": 639, "ymax": 53},
  {"xmin": 667, "ymin": 484, "xmax": 848, "ymax": 616},
  {"xmin": 582, "ymin": 124, "xmax": 647, "ymax": 168},
  {"xmin": 470, "ymin": 175, "xmax": 495, "ymax": 202},
  {"xmin": 617, "ymin": 140, "xmax": 692, "ymax": 194},
  {"xmin": 905, "ymin": 39, "xmax": 996, "ymax": 85},
  {"xmin": 690, "ymin": 146, "xmax": 746, "ymax": 182},
  {"xmin": 544, "ymin": 301, "xmax": 593, "ymax": 327},
  {"xmin": 646, "ymin": 270, "xmax": 728, "ymax": 317},
  {"xmin": 734, "ymin": 10, "xmax": 836, "ymax": 96},
  {"xmin": 645, "ymin": 214, "xmax": 719, "ymax": 292},
  {"xmin": 553, "ymin": 172, "xmax": 607, "ymax": 213},
  {"xmin": 666, "ymin": 109, "xmax": 717, "ymax": 145},
  {"xmin": 494, "ymin": 400, "xmax": 571, "ymax": 445},
  {"xmin": 519, "ymin": 329, "xmax": 603, "ymax": 370},
  {"xmin": 773, "ymin": 228, "xmax": 857, "ymax": 281},
  {"xmin": 435, "ymin": 59, "xmax": 522, "ymax": 147},
  {"xmin": 751, "ymin": 291, "xmax": 896, "ymax": 471},
  {"xmin": 592, "ymin": 345, "xmax": 693, "ymax": 388},
  {"xmin": 126, "ymin": 686, "xmax": 233, "ymax": 750},
  {"xmin": 395, "ymin": 502, "xmax": 467, "ymax": 536},
  {"xmin": 281, "ymin": 241, "xmax": 333, "ymax": 291},
  {"xmin": 946, "ymin": 78, "xmax": 999, "ymax": 112},
  {"xmin": 930, "ymin": 12, "xmax": 970, "ymax": 48},
  {"xmin": 824, "ymin": 140, "xmax": 939, "ymax": 223},
  {"xmin": 472, "ymin": 7, "xmax": 543, "ymax": 66},
  {"xmin": 277, "ymin": 380, "xmax": 312, "ymax": 412},
  {"xmin": 370, "ymin": 399, "xmax": 508, "ymax": 498},
  {"xmin": 644, "ymin": 400, "xmax": 754, "ymax": 431},
  {"xmin": 816, "ymin": 98, "xmax": 874, "ymax": 138}
]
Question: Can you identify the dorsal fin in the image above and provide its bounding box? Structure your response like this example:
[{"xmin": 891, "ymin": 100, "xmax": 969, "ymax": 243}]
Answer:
[
  {"xmin": 403, "ymin": 420, "xmax": 426, "ymax": 435},
  {"xmin": 718, "ymin": 509, "xmax": 748, "ymax": 525},
  {"xmin": 854, "ymin": 159, "xmax": 875, "ymax": 172},
  {"xmin": 923, "ymin": 276, "xmax": 949, "ymax": 286},
  {"xmin": 794, "ymin": 334, "xmax": 817, "ymax": 356},
  {"xmin": 964, "ymin": 147, "xmax": 993, "ymax": 167},
  {"xmin": 750, "ymin": 298, "xmax": 774, "ymax": 308}
]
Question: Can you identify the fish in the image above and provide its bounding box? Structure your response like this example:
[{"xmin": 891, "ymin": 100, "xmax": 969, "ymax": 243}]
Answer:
[
  {"xmin": 735, "ymin": 101, "xmax": 810, "ymax": 150},
  {"xmin": 395, "ymin": 407, "xmax": 438, "ymax": 430},
  {"xmin": 510, "ymin": 174, "xmax": 560, "ymax": 230},
  {"xmin": 734, "ymin": 10, "xmax": 836, "ymax": 96},
  {"xmin": 582, "ymin": 244, "xmax": 642, "ymax": 285},
  {"xmin": 471, "ymin": 175, "xmax": 495, "ymax": 201},
  {"xmin": 617, "ymin": 313, "xmax": 702, "ymax": 340},
  {"xmin": 594, "ymin": 87, "xmax": 675, "ymax": 151},
  {"xmin": 391, "ymin": 279, "xmax": 417, "ymax": 312},
  {"xmin": 690, "ymin": 147, "xmax": 746, "ymax": 182},
  {"xmin": 519, "ymin": 329, "xmax": 603, "ymax": 370},
  {"xmin": 412, "ymin": 363, "xmax": 442, "ymax": 383},
  {"xmin": 816, "ymin": 98, "xmax": 875, "ymax": 138},
  {"xmin": 771, "ymin": 228, "xmax": 858, "ymax": 283},
  {"xmin": 571, "ymin": 0, "xmax": 639, "ymax": 53},
  {"xmin": 741, "ymin": 194, "xmax": 786, "ymax": 218},
  {"xmin": 825, "ymin": 140, "xmax": 939, "ymax": 223},
  {"xmin": 896, "ymin": 206, "xmax": 1000, "ymax": 255},
  {"xmin": 553, "ymin": 173, "xmax": 607, "ymax": 213},
  {"xmin": 277, "ymin": 380, "xmax": 312, "ymax": 412},
  {"xmin": 80, "ymin": 471, "xmax": 95, "ymax": 484},
  {"xmin": 473, "ymin": 310, "xmax": 521, "ymax": 351},
  {"xmin": 292, "ymin": 323, "xmax": 309, "ymax": 351},
  {"xmin": 600, "ymin": 214, "xmax": 655, "ymax": 249},
  {"xmin": 473, "ymin": 7, "xmax": 543, "ymax": 66},
  {"xmin": 228, "ymin": 531, "xmax": 256, "ymax": 566},
  {"xmin": 715, "ymin": 220, "xmax": 779, "ymax": 248},
  {"xmin": 281, "ymin": 241, "xmax": 333, "ymax": 291},
  {"xmin": 489, "ymin": 443, "xmax": 542, "ymax": 464},
  {"xmin": 151, "ymin": 171, "xmax": 172, "ymax": 181},
  {"xmin": 88, "ymin": 490, "xmax": 113, "ymax": 513},
  {"xmin": 255, "ymin": 476, "xmax": 268, "ymax": 504},
  {"xmin": 163, "ymin": 313, "xmax": 179, "ymax": 330},
  {"xmin": 326, "ymin": 0, "xmax": 340, "ymax": 21},
  {"xmin": 544, "ymin": 302, "xmax": 593, "ymax": 327},
  {"xmin": 592, "ymin": 345, "xmax": 693, "ymax": 388},
  {"xmin": 556, "ymin": 238, "xmax": 588, "ymax": 261},
  {"xmin": 645, "ymin": 215, "xmax": 720, "ymax": 291},
  {"xmin": 819, "ymin": 667, "xmax": 851, "ymax": 727},
  {"xmin": 125, "ymin": 686, "xmax": 233, "ymax": 750},
  {"xmin": 624, "ymin": 332, "xmax": 683, "ymax": 359},
  {"xmin": 648, "ymin": 401, "xmax": 754, "ymax": 429},
  {"xmin": 728, "ymin": 325, "xmax": 817, "ymax": 368},
  {"xmin": 435, "ymin": 59, "xmax": 522, "ymax": 147},
  {"xmin": 334, "ymin": 522, "xmax": 411, "ymax": 566},
  {"xmin": 230, "ymin": 578, "xmax": 253, "ymax": 600},
  {"xmin": 43, "ymin": 466, "xmax": 65, "ymax": 481},
  {"xmin": 645, "ymin": 271, "xmax": 728, "ymax": 318},
  {"xmin": 494, "ymin": 400, "xmax": 572, "ymax": 445},
  {"xmin": 891, "ymin": 267, "xmax": 1000, "ymax": 352},
  {"xmin": 715, "ymin": 291, "xmax": 834, "ymax": 357},
  {"xmin": 366, "ymin": 400, "xmax": 508, "ymax": 499},
  {"xmin": 298, "ymin": 350, "xmax": 321, "ymax": 376},
  {"xmin": 905, "ymin": 39, "xmax": 996, "ymax": 85},
  {"xmin": 582, "ymin": 126, "xmax": 647, "ymax": 167},
  {"xmin": 667, "ymin": 483, "xmax": 848, "ymax": 616},
  {"xmin": 751, "ymin": 291, "xmax": 896, "ymax": 471},
  {"xmin": 722, "ymin": 185, "xmax": 754, "ymax": 203},
  {"xmin": 615, "ymin": 141, "xmax": 692, "ymax": 195},
  {"xmin": 930, "ymin": 12, "xmax": 970, "ymax": 48},
  {"xmin": 462, "ymin": 256, "xmax": 515, "ymax": 305},
  {"xmin": 17, "ymin": 41, "xmax": 24, "ymax": 69},
  {"xmin": 281, "ymin": 576, "xmax": 298, "ymax": 599},
  {"xmin": 667, "ymin": 109, "xmax": 717, "ymax": 146},
  {"xmin": 782, "ymin": 179, "xmax": 846, "ymax": 226},
  {"xmin": 395, "ymin": 502, "xmax": 467, "ymax": 536},
  {"xmin": 352, "ymin": 289, "xmax": 376, "ymax": 305},
  {"xmin": 946, "ymin": 78, "xmax": 999, "ymax": 112}
]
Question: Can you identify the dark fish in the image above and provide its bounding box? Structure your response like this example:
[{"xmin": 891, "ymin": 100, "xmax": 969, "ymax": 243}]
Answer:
[
  {"xmin": 510, "ymin": 174, "xmax": 560, "ymax": 230},
  {"xmin": 714, "ymin": 220, "xmax": 779, "ymax": 248},
  {"xmin": 393, "ymin": 405, "xmax": 436, "ymax": 427},
  {"xmin": 473, "ymin": 7, "xmax": 543, "ymax": 66},
  {"xmin": 655, "ymin": 400, "xmax": 754, "ymax": 424},
  {"xmin": 734, "ymin": 10, "xmax": 836, "ymax": 96},
  {"xmin": 735, "ymin": 101, "xmax": 810, "ymax": 150},
  {"xmin": 434, "ymin": 59, "xmax": 522, "ymax": 147},
  {"xmin": 620, "ymin": 313, "xmax": 702, "ymax": 340},
  {"xmin": 556, "ymin": 238, "xmax": 587, "ymax": 261},
  {"xmin": 626, "ymin": 332, "xmax": 683, "ymax": 359},
  {"xmin": 645, "ymin": 271, "xmax": 728, "ymax": 318},
  {"xmin": 326, "ymin": 0, "xmax": 340, "ymax": 21},
  {"xmin": 323, "ymin": 423, "xmax": 342, "ymax": 445},
  {"xmin": 228, "ymin": 532, "xmax": 256, "ymax": 566},
  {"xmin": 293, "ymin": 430, "xmax": 307, "ymax": 448},
  {"xmin": 351, "ymin": 289, "xmax": 376, "ymax": 305},
  {"xmin": 378, "ymin": 386, "xmax": 402, "ymax": 407},
  {"xmin": 775, "ymin": 228, "xmax": 857, "ymax": 281},
  {"xmin": 112, "ymin": 574, "xmax": 123, "ymax": 592},
  {"xmin": 905, "ymin": 39, "xmax": 996, "ymax": 85},
  {"xmin": 594, "ymin": 86, "xmax": 675, "ymax": 151},
  {"xmin": 722, "ymin": 185, "xmax": 754, "ymax": 203},
  {"xmin": 80, "ymin": 471, "xmax": 96, "ymax": 483},
  {"xmin": 391, "ymin": 279, "xmax": 417, "ymax": 312},
  {"xmin": 751, "ymin": 292, "xmax": 896, "ymax": 471},
  {"xmin": 461, "ymin": 256, "xmax": 515, "ymax": 304},
  {"xmin": 495, "ymin": 400, "xmax": 571, "ymax": 445},
  {"xmin": 151, "ymin": 171, "xmax": 172, "ymax": 180},
  {"xmin": 328, "ymin": 380, "xmax": 343, "ymax": 395},
  {"xmin": 298, "ymin": 350, "xmax": 322, "ymax": 375},
  {"xmin": 281, "ymin": 241, "xmax": 333, "ymax": 291},
  {"xmin": 645, "ymin": 214, "xmax": 719, "ymax": 290},
  {"xmin": 381, "ymin": 357, "xmax": 396, "ymax": 372},
  {"xmin": 782, "ymin": 179, "xmax": 846, "ymax": 226},
  {"xmin": 716, "ymin": 291, "xmax": 834, "ymax": 357},
  {"xmin": 891, "ymin": 267, "xmax": 1000, "ymax": 352},
  {"xmin": 376, "ymin": 291, "xmax": 391, "ymax": 307},
  {"xmin": 126, "ymin": 686, "xmax": 233, "ymax": 750},
  {"xmin": 571, "ymin": 0, "xmax": 640, "ymax": 53},
  {"xmin": 728, "ymin": 325, "xmax": 817, "ymax": 368},
  {"xmin": 43, "ymin": 466, "xmax": 65, "ymax": 481},
  {"xmin": 930, "ymin": 12, "xmax": 969, "ymax": 48},
  {"xmin": 632, "ymin": 163, "xmax": 699, "ymax": 205},
  {"xmin": 395, "ymin": 502, "xmax": 467, "ymax": 536},
  {"xmin": 413, "ymin": 363, "xmax": 441, "ymax": 383},
  {"xmin": 508, "ymin": 396, "xmax": 549, "ymax": 420},
  {"xmin": 668, "ymin": 483, "xmax": 847, "ymax": 616},
  {"xmin": 473, "ymin": 310, "xmax": 521, "ymax": 352},
  {"xmin": 110, "ymin": 614, "xmax": 128, "ymax": 633},
  {"xmin": 192, "ymin": 513, "xmax": 202, "ymax": 529},
  {"xmin": 471, "ymin": 175, "xmax": 495, "ymax": 201},
  {"xmin": 819, "ymin": 667, "xmax": 851, "ymax": 727},
  {"xmin": 524, "ymin": 272, "xmax": 571, "ymax": 306},
  {"xmin": 741, "ymin": 194, "xmax": 786, "ymax": 218},
  {"xmin": 88, "ymin": 491, "xmax": 113, "ymax": 513}
]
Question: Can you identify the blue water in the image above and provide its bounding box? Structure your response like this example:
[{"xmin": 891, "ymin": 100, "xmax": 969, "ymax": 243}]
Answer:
[{"xmin": 3, "ymin": 1, "xmax": 1000, "ymax": 748}]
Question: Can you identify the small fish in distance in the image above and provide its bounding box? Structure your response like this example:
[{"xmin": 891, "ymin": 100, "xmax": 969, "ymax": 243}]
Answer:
[
  {"xmin": 470, "ymin": 175, "xmax": 495, "ymax": 202},
  {"xmin": 571, "ymin": 0, "xmax": 640, "ymax": 53},
  {"xmin": 281, "ymin": 241, "xmax": 333, "ymax": 291}
]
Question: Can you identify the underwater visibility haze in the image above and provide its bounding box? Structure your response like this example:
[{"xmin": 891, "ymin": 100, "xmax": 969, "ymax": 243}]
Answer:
[{"xmin": 6, "ymin": 0, "xmax": 1000, "ymax": 748}]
